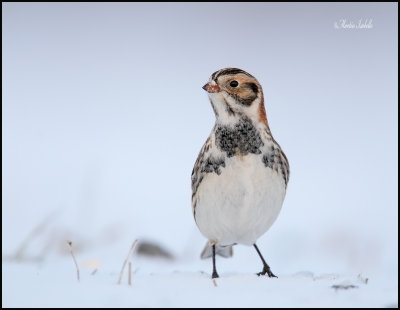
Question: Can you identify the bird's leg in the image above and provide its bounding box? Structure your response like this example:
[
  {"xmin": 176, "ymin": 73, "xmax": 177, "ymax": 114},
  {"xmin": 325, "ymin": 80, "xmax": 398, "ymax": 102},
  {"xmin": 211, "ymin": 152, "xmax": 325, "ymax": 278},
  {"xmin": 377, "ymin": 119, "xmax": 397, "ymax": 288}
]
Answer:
[
  {"xmin": 253, "ymin": 243, "xmax": 277, "ymax": 278},
  {"xmin": 211, "ymin": 244, "xmax": 219, "ymax": 279}
]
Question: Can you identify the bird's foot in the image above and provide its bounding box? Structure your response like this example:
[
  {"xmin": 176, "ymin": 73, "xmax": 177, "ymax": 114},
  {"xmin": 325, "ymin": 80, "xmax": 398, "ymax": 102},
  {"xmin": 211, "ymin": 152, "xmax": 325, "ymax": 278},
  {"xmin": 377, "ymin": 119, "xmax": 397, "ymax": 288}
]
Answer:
[
  {"xmin": 257, "ymin": 266, "xmax": 277, "ymax": 278},
  {"xmin": 212, "ymin": 271, "xmax": 219, "ymax": 279}
]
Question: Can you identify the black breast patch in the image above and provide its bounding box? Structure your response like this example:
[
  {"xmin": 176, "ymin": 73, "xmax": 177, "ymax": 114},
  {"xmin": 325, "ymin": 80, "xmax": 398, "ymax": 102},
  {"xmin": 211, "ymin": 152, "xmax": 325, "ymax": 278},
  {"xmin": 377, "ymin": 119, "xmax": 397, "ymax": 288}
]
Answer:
[{"xmin": 215, "ymin": 117, "xmax": 264, "ymax": 157}]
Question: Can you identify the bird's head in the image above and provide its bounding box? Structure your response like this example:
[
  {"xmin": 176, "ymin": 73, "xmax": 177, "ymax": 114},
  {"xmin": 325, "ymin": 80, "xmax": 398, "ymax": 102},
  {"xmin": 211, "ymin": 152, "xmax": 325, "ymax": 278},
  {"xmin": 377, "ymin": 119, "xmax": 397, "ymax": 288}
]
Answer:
[{"xmin": 203, "ymin": 68, "xmax": 268, "ymax": 127}]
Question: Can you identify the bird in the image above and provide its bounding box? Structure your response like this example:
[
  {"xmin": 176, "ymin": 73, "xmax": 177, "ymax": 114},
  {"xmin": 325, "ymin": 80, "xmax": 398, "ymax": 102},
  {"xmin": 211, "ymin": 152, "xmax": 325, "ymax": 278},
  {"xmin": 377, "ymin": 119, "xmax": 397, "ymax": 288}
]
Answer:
[{"xmin": 191, "ymin": 68, "xmax": 289, "ymax": 279}]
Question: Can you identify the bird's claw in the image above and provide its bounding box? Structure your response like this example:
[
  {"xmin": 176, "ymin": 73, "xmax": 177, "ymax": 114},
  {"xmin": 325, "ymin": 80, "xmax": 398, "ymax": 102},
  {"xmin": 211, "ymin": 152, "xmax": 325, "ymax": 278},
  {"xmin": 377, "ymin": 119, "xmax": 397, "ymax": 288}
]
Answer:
[{"xmin": 257, "ymin": 267, "xmax": 277, "ymax": 278}]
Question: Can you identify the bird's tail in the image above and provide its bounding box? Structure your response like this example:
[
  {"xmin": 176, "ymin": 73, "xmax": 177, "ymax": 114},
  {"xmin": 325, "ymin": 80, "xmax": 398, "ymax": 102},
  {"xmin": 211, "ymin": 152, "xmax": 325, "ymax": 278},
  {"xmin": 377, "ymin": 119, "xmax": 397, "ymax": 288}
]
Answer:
[{"xmin": 200, "ymin": 242, "xmax": 233, "ymax": 259}]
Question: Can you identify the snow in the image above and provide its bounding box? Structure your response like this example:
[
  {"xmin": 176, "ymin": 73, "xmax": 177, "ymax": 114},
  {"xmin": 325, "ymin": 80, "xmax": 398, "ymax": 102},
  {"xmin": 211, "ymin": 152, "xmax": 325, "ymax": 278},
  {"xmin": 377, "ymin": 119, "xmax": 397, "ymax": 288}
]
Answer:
[
  {"xmin": 2, "ymin": 2, "xmax": 398, "ymax": 308},
  {"xmin": 2, "ymin": 222, "xmax": 398, "ymax": 307},
  {"xmin": 2, "ymin": 258, "xmax": 397, "ymax": 308}
]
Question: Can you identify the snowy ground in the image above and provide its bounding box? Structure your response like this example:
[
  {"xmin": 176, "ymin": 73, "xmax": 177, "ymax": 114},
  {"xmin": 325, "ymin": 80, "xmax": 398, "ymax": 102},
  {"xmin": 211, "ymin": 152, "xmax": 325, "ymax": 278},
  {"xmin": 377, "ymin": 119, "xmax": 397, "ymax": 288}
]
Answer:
[
  {"xmin": 2, "ymin": 255, "xmax": 397, "ymax": 308},
  {"xmin": 2, "ymin": 216, "xmax": 398, "ymax": 308}
]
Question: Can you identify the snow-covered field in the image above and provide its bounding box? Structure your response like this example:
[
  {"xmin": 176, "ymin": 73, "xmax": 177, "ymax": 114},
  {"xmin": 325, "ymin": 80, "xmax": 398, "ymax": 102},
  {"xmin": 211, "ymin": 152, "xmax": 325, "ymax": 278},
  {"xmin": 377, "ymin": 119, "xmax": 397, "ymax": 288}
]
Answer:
[
  {"xmin": 2, "ymin": 221, "xmax": 397, "ymax": 308},
  {"xmin": 2, "ymin": 209, "xmax": 397, "ymax": 307},
  {"xmin": 2, "ymin": 3, "xmax": 398, "ymax": 308},
  {"xmin": 3, "ymin": 259, "xmax": 396, "ymax": 308}
]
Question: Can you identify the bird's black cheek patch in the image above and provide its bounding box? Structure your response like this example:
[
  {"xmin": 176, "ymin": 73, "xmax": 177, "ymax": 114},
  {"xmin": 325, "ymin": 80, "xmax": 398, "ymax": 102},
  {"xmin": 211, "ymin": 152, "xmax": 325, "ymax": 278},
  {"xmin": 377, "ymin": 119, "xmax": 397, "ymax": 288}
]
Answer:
[
  {"xmin": 231, "ymin": 84, "xmax": 258, "ymax": 106},
  {"xmin": 237, "ymin": 90, "xmax": 258, "ymax": 106},
  {"xmin": 241, "ymin": 94, "xmax": 257, "ymax": 106},
  {"xmin": 247, "ymin": 83, "xmax": 258, "ymax": 94},
  {"xmin": 228, "ymin": 92, "xmax": 256, "ymax": 106},
  {"xmin": 240, "ymin": 83, "xmax": 259, "ymax": 105}
]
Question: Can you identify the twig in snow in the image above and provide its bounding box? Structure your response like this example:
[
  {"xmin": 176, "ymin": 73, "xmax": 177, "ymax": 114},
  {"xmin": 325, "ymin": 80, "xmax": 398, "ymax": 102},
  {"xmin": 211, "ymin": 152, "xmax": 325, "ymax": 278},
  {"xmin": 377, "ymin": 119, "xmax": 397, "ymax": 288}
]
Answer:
[
  {"xmin": 67, "ymin": 241, "xmax": 80, "ymax": 282},
  {"xmin": 357, "ymin": 273, "xmax": 369, "ymax": 284},
  {"xmin": 117, "ymin": 239, "xmax": 138, "ymax": 285},
  {"xmin": 212, "ymin": 279, "xmax": 218, "ymax": 287},
  {"xmin": 128, "ymin": 262, "xmax": 132, "ymax": 286}
]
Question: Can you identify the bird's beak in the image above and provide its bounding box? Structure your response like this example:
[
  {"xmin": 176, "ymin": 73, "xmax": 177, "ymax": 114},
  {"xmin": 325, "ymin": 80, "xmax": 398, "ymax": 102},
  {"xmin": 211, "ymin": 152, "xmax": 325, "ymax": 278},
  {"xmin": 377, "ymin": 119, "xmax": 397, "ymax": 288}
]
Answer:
[{"xmin": 202, "ymin": 82, "xmax": 220, "ymax": 93}]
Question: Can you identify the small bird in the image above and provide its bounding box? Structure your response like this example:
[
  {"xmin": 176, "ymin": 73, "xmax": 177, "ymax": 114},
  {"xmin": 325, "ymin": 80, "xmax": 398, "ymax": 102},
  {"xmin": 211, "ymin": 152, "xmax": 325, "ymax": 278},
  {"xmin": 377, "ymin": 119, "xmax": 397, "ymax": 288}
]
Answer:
[{"xmin": 191, "ymin": 68, "xmax": 289, "ymax": 279}]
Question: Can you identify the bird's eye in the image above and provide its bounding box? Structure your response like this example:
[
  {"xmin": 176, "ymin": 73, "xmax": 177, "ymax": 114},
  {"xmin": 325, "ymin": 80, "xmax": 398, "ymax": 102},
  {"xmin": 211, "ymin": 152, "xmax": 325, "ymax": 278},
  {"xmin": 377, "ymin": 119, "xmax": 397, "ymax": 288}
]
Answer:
[{"xmin": 230, "ymin": 80, "xmax": 239, "ymax": 88}]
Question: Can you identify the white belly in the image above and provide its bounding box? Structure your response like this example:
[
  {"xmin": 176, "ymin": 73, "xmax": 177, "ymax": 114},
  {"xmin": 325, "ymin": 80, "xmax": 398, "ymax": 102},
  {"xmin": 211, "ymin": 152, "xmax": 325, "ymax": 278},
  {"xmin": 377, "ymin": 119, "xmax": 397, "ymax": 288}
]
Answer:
[{"xmin": 194, "ymin": 154, "xmax": 286, "ymax": 246}]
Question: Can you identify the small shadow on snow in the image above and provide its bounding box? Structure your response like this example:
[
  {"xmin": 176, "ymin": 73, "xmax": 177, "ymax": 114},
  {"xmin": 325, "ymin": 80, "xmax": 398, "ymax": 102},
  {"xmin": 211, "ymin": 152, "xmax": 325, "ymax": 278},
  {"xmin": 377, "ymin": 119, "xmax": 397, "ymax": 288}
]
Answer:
[
  {"xmin": 331, "ymin": 284, "xmax": 359, "ymax": 291},
  {"xmin": 135, "ymin": 240, "xmax": 174, "ymax": 260}
]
